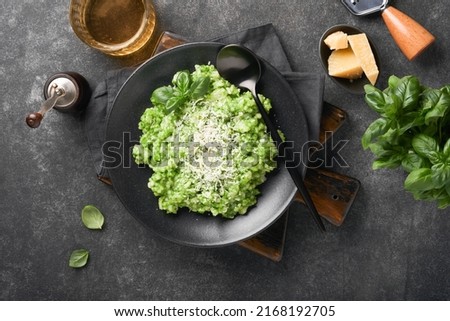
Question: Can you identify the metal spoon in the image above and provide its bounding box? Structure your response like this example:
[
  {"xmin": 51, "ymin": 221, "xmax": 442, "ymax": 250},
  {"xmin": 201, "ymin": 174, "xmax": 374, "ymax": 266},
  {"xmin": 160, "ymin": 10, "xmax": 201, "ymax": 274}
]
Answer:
[{"xmin": 216, "ymin": 44, "xmax": 326, "ymax": 232}]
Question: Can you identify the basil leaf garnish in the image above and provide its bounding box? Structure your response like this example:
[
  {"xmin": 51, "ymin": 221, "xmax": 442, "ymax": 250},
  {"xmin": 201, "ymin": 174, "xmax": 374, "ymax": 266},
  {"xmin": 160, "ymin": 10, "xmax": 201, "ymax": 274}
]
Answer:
[
  {"xmin": 190, "ymin": 76, "xmax": 211, "ymax": 99},
  {"xmin": 81, "ymin": 205, "xmax": 104, "ymax": 230},
  {"xmin": 69, "ymin": 249, "xmax": 89, "ymax": 268},
  {"xmin": 151, "ymin": 86, "xmax": 174, "ymax": 105},
  {"xmin": 174, "ymin": 70, "xmax": 191, "ymax": 93}
]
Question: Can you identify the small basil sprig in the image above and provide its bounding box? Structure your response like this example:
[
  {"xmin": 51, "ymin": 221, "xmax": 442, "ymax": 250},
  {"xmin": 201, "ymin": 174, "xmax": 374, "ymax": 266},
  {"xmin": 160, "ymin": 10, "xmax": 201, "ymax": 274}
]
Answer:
[
  {"xmin": 362, "ymin": 75, "xmax": 450, "ymax": 209},
  {"xmin": 151, "ymin": 70, "xmax": 210, "ymax": 114}
]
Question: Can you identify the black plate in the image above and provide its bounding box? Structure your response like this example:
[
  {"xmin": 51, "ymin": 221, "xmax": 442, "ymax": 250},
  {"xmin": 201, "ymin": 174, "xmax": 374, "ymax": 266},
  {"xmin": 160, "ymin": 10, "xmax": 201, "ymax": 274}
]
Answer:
[{"xmin": 106, "ymin": 42, "xmax": 309, "ymax": 247}]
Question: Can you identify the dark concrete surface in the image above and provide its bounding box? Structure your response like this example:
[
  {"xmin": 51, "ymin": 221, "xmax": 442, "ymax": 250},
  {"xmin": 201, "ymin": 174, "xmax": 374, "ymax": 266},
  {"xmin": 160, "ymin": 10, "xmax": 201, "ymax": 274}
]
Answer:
[{"xmin": 1, "ymin": 0, "xmax": 449, "ymax": 300}]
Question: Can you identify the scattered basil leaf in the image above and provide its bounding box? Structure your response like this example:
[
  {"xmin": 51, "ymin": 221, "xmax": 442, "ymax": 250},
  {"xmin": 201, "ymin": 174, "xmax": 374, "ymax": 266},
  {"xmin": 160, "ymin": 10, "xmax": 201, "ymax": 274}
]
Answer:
[
  {"xmin": 81, "ymin": 205, "xmax": 104, "ymax": 230},
  {"xmin": 69, "ymin": 249, "xmax": 89, "ymax": 268}
]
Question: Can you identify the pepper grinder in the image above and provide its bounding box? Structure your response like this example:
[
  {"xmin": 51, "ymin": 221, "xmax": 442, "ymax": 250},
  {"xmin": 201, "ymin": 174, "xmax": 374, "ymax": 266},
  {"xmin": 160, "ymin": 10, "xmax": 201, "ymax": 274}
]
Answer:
[{"xmin": 26, "ymin": 72, "xmax": 90, "ymax": 128}]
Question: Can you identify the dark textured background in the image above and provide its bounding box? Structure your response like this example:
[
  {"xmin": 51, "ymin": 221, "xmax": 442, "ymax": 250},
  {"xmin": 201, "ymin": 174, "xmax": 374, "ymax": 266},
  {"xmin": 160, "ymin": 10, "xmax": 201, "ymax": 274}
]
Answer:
[{"xmin": 1, "ymin": 0, "xmax": 449, "ymax": 300}]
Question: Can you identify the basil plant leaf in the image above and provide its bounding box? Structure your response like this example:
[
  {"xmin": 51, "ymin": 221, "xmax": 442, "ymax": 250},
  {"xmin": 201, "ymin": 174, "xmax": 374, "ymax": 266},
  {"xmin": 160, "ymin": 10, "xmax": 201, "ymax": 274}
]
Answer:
[
  {"xmin": 393, "ymin": 76, "xmax": 421, "ymax": 111},
  {"xmin": 443, "ymin": 138, "xmax": 450, "ymax": 158},
  {"xmin": 412, "ymin": 134, "xmax": 439, "ymax": 158},
  {"xmin": 364, "ymin": 85, "xmax": 389, "ymax": 114},
  {"xmin": 438, "ymin": 196, "xmax": 450, "ymax": 209},
  {"xmin": 421, "ymin": 123, "xmax": 439, "ymax": 139},
  {"xmin": 404, "ymin": 168, "xmax": 435, "ymax": 192},
  {"xmin": 397, "ymin": 111, "xmax": 424, "ymax": 134},
  {"xmin": 361, "ymin": 118, "xmax": 390, "ymax": 149},
  {"xmin": 372, "ymin": 153, "xmax": 403, "ymax": 170},
  {"xmin": 383, "ymin": 94, "xmax": 402, "ymax": 120},
  {"xmin": 441, "ymin": 84, "xmax": 450, "ymax": 95},
  {"xmin": 69, "ymin": 249, "xmax": 89, "ymax": 268},
  {"xmin": 422, "ymin": 87, "xmax": 450, "ymax": 108},
  {"xmin": 401, "ymin": 152, "xmax": 427, "ymax": 173},
  {"xmin": 81, "ymin": 205, "xmax": 104, "ymax": 230},
  {"xmin": 387, "ymin": 75, "xmax": 400, "ymax": 92},
  {"xmin": 368, "ymin": 142, "xmax": 395, "ymax": 158},
  {"xmin": 427, "ymin": 151, "xmax": 444, "ymax": 165},
  {"xmin": 415, "ymin": 188, "xmax": 447, "ymax": 202},
  {"xmin": 431, "ymin": 164, "xmax": 450, "ymax": 189},
  {"xmin": 424, "ymin": 93, "xmax": 450, "ymax": 126}
]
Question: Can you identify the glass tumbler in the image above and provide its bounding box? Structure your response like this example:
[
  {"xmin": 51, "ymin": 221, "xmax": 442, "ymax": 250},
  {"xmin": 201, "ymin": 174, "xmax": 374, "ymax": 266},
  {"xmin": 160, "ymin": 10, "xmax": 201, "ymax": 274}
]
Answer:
[{"xmin": 69, "ymin": 0, "xmax": 158, "ymax": 56}]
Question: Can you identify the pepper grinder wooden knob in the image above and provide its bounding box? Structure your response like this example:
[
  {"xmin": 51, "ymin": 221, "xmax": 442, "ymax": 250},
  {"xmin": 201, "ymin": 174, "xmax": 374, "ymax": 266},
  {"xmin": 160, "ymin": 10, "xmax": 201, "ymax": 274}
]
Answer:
[{"xmin": 382, "ymin": 6, "xmax": 435, "ymax": 61}]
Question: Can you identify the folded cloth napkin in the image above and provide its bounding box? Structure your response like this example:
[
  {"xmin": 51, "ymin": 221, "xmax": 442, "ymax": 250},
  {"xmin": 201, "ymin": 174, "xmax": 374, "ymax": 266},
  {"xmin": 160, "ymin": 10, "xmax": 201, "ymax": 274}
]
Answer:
[{"xmin": 84, "ymin": 23, "xmax": 324, "ymax": 179}]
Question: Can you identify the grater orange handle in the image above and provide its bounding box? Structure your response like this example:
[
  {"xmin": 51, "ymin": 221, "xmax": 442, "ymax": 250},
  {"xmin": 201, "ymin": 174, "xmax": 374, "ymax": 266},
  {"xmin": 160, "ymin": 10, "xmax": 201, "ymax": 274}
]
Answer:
[{"xmin": 381, "ymin": 6, "xmax": 435, "ymax": 60}]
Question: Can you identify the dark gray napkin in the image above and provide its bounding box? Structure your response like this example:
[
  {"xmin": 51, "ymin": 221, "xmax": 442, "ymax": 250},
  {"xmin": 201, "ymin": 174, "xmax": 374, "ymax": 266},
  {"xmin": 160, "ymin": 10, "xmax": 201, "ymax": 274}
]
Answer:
[{"xmin": 84, "ymin": 23, "xmax": 324, "ymax": 179}]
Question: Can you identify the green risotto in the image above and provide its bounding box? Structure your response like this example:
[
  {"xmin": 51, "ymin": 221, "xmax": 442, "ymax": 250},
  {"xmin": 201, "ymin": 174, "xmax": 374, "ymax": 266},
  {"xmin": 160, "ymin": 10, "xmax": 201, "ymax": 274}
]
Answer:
[{"xmin": 132, "ymin": 64, "xmax": 277, "ymax": 218}]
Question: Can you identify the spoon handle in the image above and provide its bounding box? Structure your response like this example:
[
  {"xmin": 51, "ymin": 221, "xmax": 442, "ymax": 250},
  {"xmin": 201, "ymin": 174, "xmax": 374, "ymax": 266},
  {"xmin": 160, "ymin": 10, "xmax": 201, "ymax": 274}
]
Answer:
[{"xmin": 252, "ymin": 92, "xmax": 326, "ymax": 232}]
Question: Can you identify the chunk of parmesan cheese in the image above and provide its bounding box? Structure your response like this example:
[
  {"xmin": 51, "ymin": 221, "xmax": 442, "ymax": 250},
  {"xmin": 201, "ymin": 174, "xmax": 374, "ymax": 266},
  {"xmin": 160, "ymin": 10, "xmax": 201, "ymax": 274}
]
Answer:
[
  {"xmin": 347, "ymin": 33, "xmax": 379, "ymax": 85},
  {"xmin": 328, "ymin": 47, "xmax": 363, "ymax": 80},
  {"xmin": 324, "ymin": 31, "xmax": 348, "ymax": 50}
]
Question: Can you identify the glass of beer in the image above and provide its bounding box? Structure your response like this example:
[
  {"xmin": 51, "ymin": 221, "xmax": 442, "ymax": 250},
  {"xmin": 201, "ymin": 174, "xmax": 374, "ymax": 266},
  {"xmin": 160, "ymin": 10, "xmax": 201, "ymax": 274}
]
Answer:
[{"xmin": 69, "ymin": 0, "xmax": 158, "ymax": 56}]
